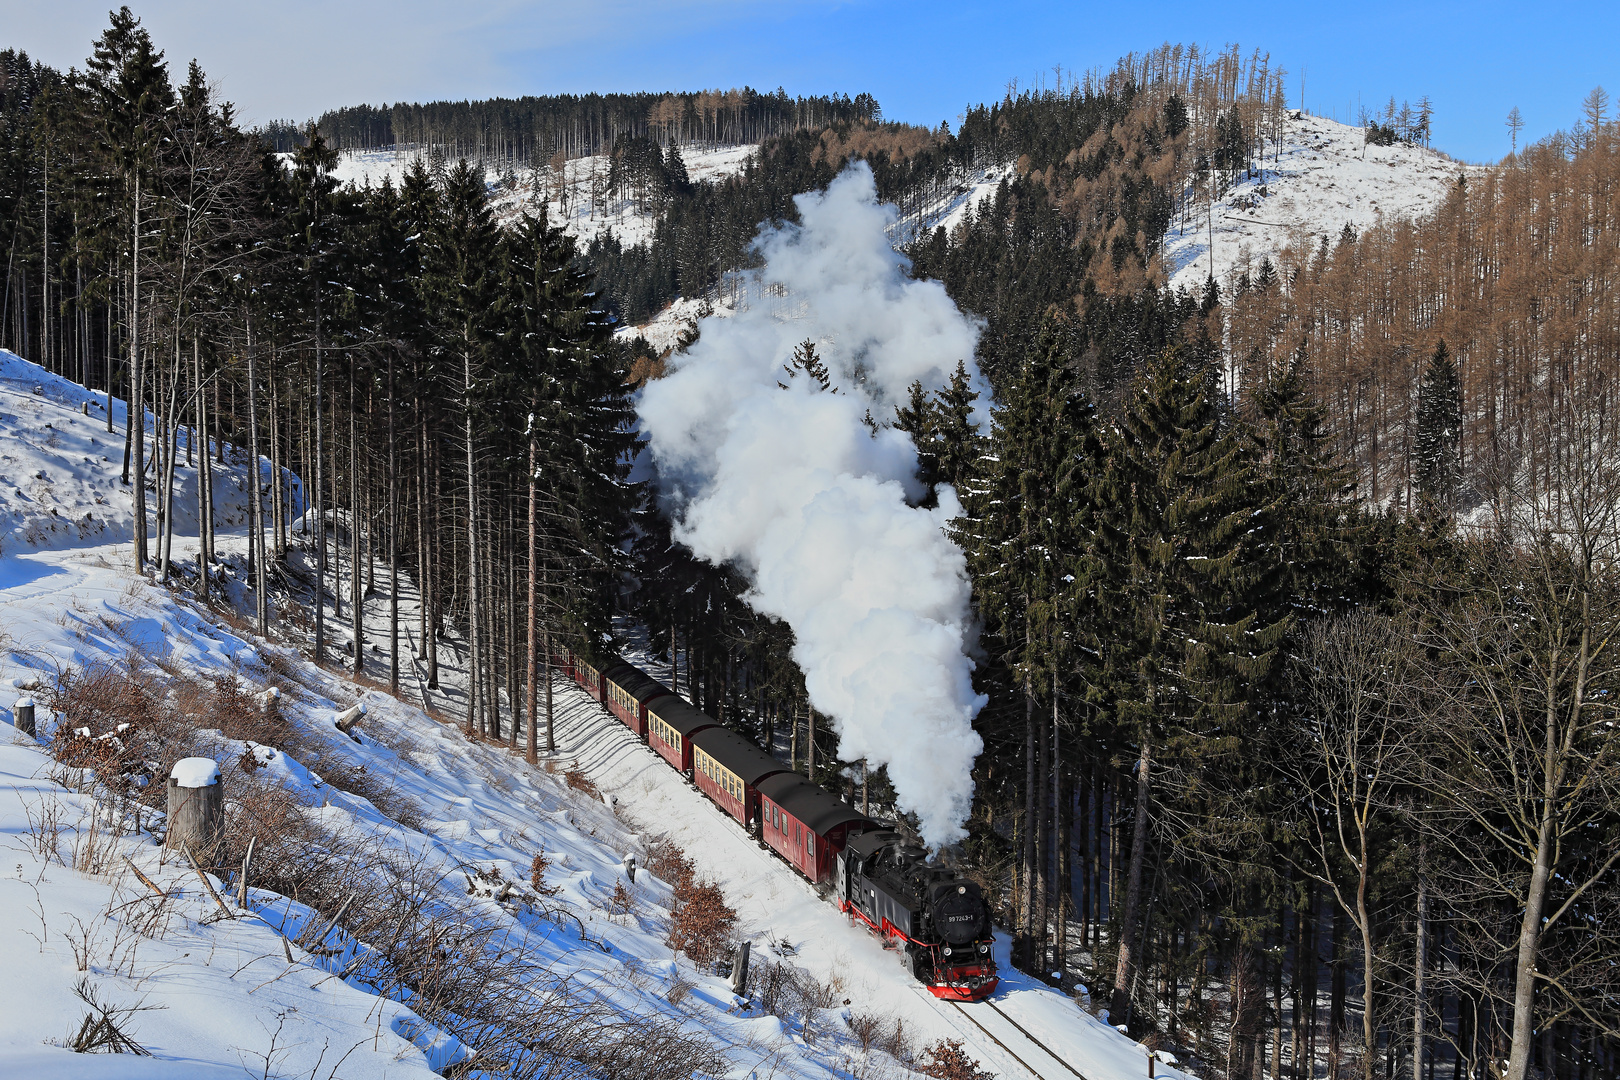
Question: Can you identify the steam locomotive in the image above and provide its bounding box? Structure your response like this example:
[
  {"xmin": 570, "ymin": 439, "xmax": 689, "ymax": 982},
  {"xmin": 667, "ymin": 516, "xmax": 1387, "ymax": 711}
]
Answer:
[
  {"xmin": 560, "ymin": 646, "xmax": 998, "ymax": 1001},
  {"xmin": 838, "ymin": 828, "xmax": 999, "ymax": 999}
]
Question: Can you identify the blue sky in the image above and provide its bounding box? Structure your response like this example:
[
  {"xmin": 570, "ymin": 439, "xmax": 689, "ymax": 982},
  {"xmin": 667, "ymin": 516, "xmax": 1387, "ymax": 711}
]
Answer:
[{"xmin": 5, "ymin": 0, "xmax": 1615, "ymax": 162}]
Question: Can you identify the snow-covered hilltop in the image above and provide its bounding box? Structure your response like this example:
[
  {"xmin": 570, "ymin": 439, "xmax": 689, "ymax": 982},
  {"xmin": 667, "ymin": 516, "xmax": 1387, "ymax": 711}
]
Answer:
[{"xmin": 1163, "ymin": 113, "xmax": 1472, "ymax": 294}]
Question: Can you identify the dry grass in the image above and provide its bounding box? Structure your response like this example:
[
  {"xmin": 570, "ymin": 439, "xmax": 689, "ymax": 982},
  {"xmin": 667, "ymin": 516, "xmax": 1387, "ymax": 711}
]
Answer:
[
  {"xmin": 322, "ymin": 762, "xmax": 424, "ymax": 830},
  {"xmin": 33, "ymin": 648, "xmax": 732, "ymax": 1078},
  {"xmin": 752, "ymin": 956, "xmax": 842, "ymax": 1019}
]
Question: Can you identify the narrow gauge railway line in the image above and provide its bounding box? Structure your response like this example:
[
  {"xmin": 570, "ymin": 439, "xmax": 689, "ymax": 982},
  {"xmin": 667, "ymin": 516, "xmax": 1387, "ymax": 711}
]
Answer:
[{"xmin": 944, "ymin": 998, "xmax": 1090, "ymax": 1080}]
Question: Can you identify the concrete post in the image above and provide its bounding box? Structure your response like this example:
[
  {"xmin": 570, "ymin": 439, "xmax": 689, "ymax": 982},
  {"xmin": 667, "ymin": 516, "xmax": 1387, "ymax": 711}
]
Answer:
[
  {"xmin": 167, "ymin": 757, "xmax": 224, "ymax": 864},
  {"xmin": 12, "ymin": 697, "xmax": 35, "ymax": 737}
]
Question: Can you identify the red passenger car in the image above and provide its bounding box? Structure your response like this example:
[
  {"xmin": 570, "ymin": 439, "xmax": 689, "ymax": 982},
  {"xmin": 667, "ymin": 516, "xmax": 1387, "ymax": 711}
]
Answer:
[
  {"xmin": 600, "ymin": 664, "xmax": 673, "ymax": 738},
  {"xmin": 758, "ymin": 773, "xmax": 875, "ymax": 884},
  {"xmin": 570, "ymin": 652, "xmax": 604, "ymax": 701},
  {"xmin": 691, "ymin": 726, "xmax": 790, "ymax": 829},
  {"xmin": 645, "ymin": 697, "xmax": 719, "ymax": 774}
]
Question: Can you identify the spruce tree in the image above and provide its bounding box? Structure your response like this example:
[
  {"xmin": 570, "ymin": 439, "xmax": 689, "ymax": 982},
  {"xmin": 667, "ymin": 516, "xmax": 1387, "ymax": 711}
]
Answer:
[
  {"xmin": 931, "ymin": 359, "xmax": 982, "ymax": 492},
  {"xmin": 424, "ymin": 159, "xmax": 501, "ymax": 735},
  {"xmin": 1092, "ymin": 342, "xmax": 1288, "ymax": 1026},
  {"xmin": 892, "ymin": 379, "xmax": 939, "ymax": 497},
  {"xmin": 1413, "ymin": 338, "xmax": 1461, "ymax": 513},
  {"xmin": 1250, "ymin": 341, "xmax": 1359, "ymax": 618},
  {"xmin": 958, "ymin": 314, "xmax": 1101, "ymax": 966}
]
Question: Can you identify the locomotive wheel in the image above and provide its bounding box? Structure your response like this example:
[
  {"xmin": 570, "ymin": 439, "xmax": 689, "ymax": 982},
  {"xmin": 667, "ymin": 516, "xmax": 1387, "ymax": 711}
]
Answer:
[{"xmin": 908, "ymin": 947, "xmax": 933, "ymax": 983}]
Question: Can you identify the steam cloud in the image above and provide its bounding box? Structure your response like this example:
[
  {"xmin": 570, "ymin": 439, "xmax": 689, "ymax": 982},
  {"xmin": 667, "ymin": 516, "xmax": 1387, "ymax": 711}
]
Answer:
[{"xmin": 637, "ymin": 163, "xmax": 992, "ymax": 849}]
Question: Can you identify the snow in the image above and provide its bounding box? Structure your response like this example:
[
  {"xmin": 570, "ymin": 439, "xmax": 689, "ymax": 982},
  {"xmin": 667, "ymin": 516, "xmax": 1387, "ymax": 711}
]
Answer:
[
  {"xmin": 0, "ymin": 349, "xmax": 304, "ymax": 560},
  {"xmin": 0, "ymin": 346, "xmax": 1193, "ymax": 1079},
  {"xmin": 323, "ymin": 142, "xmax": 755, "ymax": 249},
  {"xmin": 615, "ymin": 292, "xmax": 738, "ymax": 356},
  {"xmin": 168, "ymin": 756, "xmax": 220, "ymax": 788},
  {"xmin": 887, "ymin": 161, "xmax": 1015, "ymax": 247},
  {"xmin": 1163, "ymin": 113, "xmax": 1475, "ymax": 295}
]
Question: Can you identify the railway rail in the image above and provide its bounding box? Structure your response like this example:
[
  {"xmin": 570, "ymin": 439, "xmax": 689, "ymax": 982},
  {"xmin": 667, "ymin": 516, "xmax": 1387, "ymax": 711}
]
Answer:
[{"xmin": 944, "ymin": 997, "xmax": 1090, "ymax": 1080}]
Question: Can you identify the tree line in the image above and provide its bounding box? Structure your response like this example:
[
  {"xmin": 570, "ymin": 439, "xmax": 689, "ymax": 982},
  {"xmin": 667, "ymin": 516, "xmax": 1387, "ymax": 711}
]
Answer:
[
  {"xmin": 1, "ymin": 10, "xmax": 638, "ymax": 765},
  {"xmin": 275, "ymin": 87, "xmax": 881, "ymax": 163}
]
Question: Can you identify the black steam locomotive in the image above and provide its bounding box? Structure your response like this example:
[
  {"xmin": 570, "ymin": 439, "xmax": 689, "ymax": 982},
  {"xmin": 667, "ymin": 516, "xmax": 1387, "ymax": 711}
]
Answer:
[{"xmin": 837, "ymin": 827, "xmax": 999, "ymax": 1000}]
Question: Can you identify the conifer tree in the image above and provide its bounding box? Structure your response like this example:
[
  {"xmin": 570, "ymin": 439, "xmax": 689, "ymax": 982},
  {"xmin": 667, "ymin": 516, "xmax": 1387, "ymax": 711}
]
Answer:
[
  {"xmin": 85, "ymin": 6, "xmax": 171, "ymax": 572},
  {"xmin": 931, "ymin": 359, "xmax": 981, "ymax": 492},
  {"xmin": 959, "ymin": 314, "xmax": 1101, "ymax": 965},
  {"xmin": 1413, "ymin": 339, "xmax": 1461, "ymax": 513},
  {"xmin": 286, "ymin": 126, "xmax": 341, "ymax": 660},
  {"xmin": 425, "ymin": 159, "xmax": 501, "ymax": 735},
  {"xmin": 1092, "ymin": 342, "xmax": 1288, "ymax": 1026},
  {"xmin": 501, "ymin": 207, "xmax": 635, "ymax": 752},
  {"xmin": 1250, "ymin": 341, "xmax": 1359, "ymax": 617},
  {"xmin": 893, "ymin": 379, "xmax": 939, "ymax": 498}
]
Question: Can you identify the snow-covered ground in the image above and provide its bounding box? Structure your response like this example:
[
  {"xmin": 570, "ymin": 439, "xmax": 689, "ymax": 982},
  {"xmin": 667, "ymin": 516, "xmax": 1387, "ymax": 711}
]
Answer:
[
  {"xmin": 325, "ymin": 142, "xmax": 755, "ymax": 249},
  {"xmin": 885, "ymin": 162, "xmax": 1015, "ymax": 248},
  {"xmin": 0, "ymin": 348, "xmax": 1198, "ymax": 1078},
  {"xmin": 1163, "ymin": 113, "xmax": 1473, "ymax": 294}
]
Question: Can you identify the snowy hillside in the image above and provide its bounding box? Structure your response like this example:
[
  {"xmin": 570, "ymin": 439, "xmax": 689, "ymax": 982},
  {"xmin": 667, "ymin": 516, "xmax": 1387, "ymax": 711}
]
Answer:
[
  {"xmin": 0, "ymin": 351, "xmax": 1197, "ymax": 1078},
  {"xmin": 1163, "ymin": 113, "xmax": 1472, "ymax": 294},
  {"xmin": 0, "ymin": 352, "xmax": 297, "ymax": 559},
  {"xmin": 325, "ymin": 143, "xmax": 755, "ymax": 248}
]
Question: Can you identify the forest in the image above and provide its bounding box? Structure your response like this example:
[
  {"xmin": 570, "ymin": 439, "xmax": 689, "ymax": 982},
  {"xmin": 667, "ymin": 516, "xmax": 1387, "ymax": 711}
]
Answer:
[{"xmin": 3, "ymin": 12, "xmax": 1619, "ymax": 1080}]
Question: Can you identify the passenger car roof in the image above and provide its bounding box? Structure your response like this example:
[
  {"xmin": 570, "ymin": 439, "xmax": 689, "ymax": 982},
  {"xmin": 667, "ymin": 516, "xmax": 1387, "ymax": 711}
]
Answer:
[
  {"xmin": 600, "ymin": 663, "xmax": 674, "ymax": 705},
  {"xmin": 644, "ymin": 695, "xmax": 721, "ymax": 738},
  {"xmin": 690, "ymin": 726, "xmax": 791, "ymax": 786},
  {"xmin": 758, "ymin": 773, "xmax": 876, "ymax": 836}
]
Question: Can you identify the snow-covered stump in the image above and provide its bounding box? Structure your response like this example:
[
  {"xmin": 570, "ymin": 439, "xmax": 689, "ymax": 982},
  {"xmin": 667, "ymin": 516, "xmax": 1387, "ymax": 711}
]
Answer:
[
  {"xmin": 334, "ymin": 701, "xmax": 366, "ymax": 742},
  {"xmin": 167, "ymin": 757, "xmax": 224, "ymax": 863},
  {"xmin": 11, "ymin": 697, "xmax": 35, "ymax": 737}
]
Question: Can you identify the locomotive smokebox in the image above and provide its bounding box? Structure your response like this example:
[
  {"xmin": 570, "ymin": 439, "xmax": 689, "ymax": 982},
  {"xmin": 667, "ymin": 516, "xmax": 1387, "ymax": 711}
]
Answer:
[{"xmin": 927, "ymin": 881, "xmax": 988, "ymax": 946}]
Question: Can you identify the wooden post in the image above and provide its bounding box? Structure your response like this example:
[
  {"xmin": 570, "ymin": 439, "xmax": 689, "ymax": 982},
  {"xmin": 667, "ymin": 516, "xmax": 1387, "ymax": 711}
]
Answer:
[
  {"xmin": 730, "ymin": 940, "xmax": 751, "ymax": 997},
  {"xmin": 167, "ymin": 758, "xmax": 223, "ymax": 864},
  {"xmin": 12, "ymin": 697, "xmax": 35, "ymax": 737}
]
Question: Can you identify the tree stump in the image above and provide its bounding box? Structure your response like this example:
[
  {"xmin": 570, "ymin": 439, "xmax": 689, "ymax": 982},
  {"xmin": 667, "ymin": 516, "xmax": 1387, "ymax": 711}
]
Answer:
[
  {"xmin": 167, "ymin": 758, "xmax": 224, "ymax": 863},
  {"xmin": 12, "ymin": 697, "xmax": 35, "ymax": 737}
]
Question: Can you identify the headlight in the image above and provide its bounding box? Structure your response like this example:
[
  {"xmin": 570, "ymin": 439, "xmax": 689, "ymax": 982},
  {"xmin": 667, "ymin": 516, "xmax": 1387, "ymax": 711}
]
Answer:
[
  {"xmin": 942, "ymin": 946, "xmax": 953, "ymax": 957},
  {"xmin": 979, "ymin": 943, "xmax": 990, "ymax": 954}
]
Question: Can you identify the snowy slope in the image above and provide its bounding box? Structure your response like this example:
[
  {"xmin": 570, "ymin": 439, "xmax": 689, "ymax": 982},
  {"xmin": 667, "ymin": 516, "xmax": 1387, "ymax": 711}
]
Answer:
[
  {"xmin": 0, "ymin": 351, "xmax": 301, "ymax": 561},
  {"xmin": 0, "ymin": 349, "xmax": 1195, "ymax": 1078},
  {"xmin": 0, "ymin": 352, "xmax": 929, "ymax": 1079},
  {"xmin": 325, "ymin": 142, "xmax": 755, "ymax": 248},
  {"xmin": 887, "ymin": 162, "xmax": 1015, "ymax": 248},
  {"xmin": 1163, "ymin": 113, "xmax": 1472, "ymax": 294}
]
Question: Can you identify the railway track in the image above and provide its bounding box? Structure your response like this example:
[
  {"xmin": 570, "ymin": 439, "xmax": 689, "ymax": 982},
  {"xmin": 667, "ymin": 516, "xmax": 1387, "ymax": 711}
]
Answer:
[{"xmin": 945, "ymin": 997, "xmax": 1090, "ymax": 1080}]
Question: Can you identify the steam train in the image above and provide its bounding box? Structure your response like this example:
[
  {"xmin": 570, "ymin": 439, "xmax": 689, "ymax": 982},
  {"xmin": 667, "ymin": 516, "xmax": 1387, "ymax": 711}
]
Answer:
[{"xmin": 558, "ymin": 647, "xmax": 998, "ymax": 1001}]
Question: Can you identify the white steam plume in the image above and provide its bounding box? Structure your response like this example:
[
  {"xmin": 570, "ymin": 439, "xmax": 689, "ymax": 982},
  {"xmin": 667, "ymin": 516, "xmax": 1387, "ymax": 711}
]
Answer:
[{"xmin": 636, "ymin": 162, "xmax": 992, "ymax": 849}]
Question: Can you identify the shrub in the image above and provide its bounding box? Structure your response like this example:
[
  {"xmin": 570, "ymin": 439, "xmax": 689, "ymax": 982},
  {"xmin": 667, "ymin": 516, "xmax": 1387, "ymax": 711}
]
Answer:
[
  {"xmin": 916, "ymin": 1038, "xmax": 994, "ymax": 1080},
  {"xmin": 530, "ymin": 849, "xmax": 561, "ymax": 896},
  {"xmin": 666, "ymin": 877, "xmax": 736, "ymax": 967},
  {"xmin": 641, "ymin": 834, "xmax": 693, "ymax": 888},
  {"xmin": 563, "ymin": 760, "xmax": 599, "ymax": 798}
]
